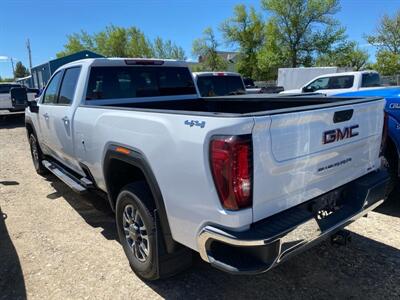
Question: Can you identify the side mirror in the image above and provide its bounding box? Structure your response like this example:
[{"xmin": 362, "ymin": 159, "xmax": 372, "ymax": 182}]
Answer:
[
  {"xmin": 302, "ymin": 86, "xmax": 314, "ymax": 93},
  {"xmin": 10, "ymin": 87, "xmax": 28, "ymax": 108},
  {"xmin": 27, "ymin": 99, "xmax": 39, "ymax": 113}
]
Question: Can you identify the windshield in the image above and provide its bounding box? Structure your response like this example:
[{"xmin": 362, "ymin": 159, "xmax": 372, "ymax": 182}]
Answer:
[
  {"xmin": 196, "ymin": 75, "xmax": 245, "ymax": 97},
  {"xmin": 86, "ymin": 66, "xmax": 196, "ymax": 100}
]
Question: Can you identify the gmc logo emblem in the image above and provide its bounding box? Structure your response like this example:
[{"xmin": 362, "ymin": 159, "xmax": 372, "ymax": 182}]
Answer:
[{"xmin": 323, "ymin": 125, "xmax": 359, "ymax": 144}]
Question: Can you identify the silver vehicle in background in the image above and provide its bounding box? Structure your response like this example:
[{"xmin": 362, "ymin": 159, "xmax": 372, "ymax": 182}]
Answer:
[{"xmin": 0, "ymin": 82, "xmax": 38, "ymax": 111}]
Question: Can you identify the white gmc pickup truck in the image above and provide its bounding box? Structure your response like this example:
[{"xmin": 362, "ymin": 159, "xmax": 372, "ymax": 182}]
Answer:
[{"xmin": 25, "ymin": 58, "xmax": 391, "ymax": 280}]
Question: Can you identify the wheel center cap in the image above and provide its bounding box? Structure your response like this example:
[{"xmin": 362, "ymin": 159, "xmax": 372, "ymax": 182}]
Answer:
[{"xmin": 129, "ymin": 224, "xmax": 138, "ymax": 240}]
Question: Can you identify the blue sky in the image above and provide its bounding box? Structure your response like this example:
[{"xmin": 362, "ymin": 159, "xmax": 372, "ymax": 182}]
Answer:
[{"xmin": 0, "ymin": 0, "xmax": 399, "ymax": 78}]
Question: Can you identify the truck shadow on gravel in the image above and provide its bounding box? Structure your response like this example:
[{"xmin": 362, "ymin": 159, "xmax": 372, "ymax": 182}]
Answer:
[
  {"xmin": 46, "ymin": 176, "xmax": 117, "ymax": 241},
  {"xmin": 0, "ymin": 113, "xmax": 25, "ymax": 129},
  {"xmin": 0, "ymin": 207, "xmax": 27, "ymax": 300},
  {"xmin": 45, "ymin": 175, "xmax": 400, "ymax": 299},
  {"xmin": 148, "ymin": 234, "xmax": 400, "ymax": 299},
  {"xmin": 375, "ymin": 182, "xmax": 400, "ymax": 217}
]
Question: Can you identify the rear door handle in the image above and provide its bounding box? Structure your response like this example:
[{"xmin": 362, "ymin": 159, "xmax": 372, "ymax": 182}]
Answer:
[{"xmin": 43, "ymin": 113, "xmax": 49, "ymax": 120}]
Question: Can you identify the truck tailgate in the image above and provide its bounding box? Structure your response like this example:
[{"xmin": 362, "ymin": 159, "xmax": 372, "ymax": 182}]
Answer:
[{"xmin": 252, "ymin": 99, "xmax": 386, "ymax": 222}]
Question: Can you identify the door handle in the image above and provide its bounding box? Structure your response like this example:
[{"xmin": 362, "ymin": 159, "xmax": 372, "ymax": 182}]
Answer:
[
  {"xmin": 62, "ymin": 116, "xmax": 70, "ymax": 125},
  {"xmin": 43, "ymin": 113, "xmax": 49, "ymax": 119}
]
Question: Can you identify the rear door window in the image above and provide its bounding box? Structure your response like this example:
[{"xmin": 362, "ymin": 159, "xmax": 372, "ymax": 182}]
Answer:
[
  {"xmin": 327, "ymin": 76, "xmax": 354, "ymax": 89},
  {"xmin": 58, "ymin": 67, "xmax": 81, "ymax": 105},
  {"xmin": 86, "ymin": 66, "xmax": 196, "ymax": 100},
  {"xmin": 361, "ymin": 73, "xmax": 380, "ymax": 87}
]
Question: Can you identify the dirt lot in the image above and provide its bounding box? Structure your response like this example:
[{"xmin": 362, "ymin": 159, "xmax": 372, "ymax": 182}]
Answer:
[{"xmin": 0, "ymin": 113, "xmax": 399, "ymax": 300}]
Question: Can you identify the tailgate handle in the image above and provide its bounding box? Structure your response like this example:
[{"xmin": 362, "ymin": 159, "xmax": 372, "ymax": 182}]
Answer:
[{"xmin": 333, "ymin": 109, "xmax": 353, "ymax": 123}]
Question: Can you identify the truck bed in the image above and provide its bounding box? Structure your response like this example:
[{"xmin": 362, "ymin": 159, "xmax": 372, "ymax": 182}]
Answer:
[{"xmin": 98, "ymin": 95, "xmax": 378, "ymax": 116}]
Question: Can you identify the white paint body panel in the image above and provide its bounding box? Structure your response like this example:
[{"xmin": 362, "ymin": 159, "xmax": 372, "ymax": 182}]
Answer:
[
  {"xmin": 251, "ymin": 101, "xmax": 384, "ymax": 222},
  {"xmin": 25, "ymin": 58, "xmax": 386, "ymax": 251}
]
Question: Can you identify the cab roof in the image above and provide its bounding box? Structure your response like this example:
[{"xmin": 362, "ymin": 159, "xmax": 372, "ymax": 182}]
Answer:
[{"xmin": 58, "ymin": 57, "xmax": 189, "ymax": 70}]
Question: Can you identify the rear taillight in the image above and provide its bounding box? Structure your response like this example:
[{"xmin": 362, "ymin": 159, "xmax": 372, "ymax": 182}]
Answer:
[
  {"xmin": 210, "ymin": 135, "xmax": 252, "ymax": 210},
  {"xmin": 380, "ymin": 112, "xmax": 388, "ymax": 156}
]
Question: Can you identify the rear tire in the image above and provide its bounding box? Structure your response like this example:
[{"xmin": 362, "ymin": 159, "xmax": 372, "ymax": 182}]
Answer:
[
  {"xmin": 28, "ymin": 133, "xmax": 48, "ymax": 176},
  {"xmin": 116, "ymin": 182, "xmax": 192, "ymax": 280}
]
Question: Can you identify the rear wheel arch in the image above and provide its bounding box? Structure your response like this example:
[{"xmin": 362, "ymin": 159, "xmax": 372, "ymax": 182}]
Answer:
[{"xmin": 103, "ymin": 145, "xmax": 177, "ymax": 253}]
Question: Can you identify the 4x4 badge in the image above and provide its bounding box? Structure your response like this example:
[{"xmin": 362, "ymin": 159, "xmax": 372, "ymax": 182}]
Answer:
[{"xmin": 184, "ymin": 120, "xmax": 206, "ymax": 128}]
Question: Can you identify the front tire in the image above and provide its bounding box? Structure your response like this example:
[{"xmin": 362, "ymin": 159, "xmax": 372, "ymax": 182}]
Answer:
[{"xmin": 28, "ymin": 133, "xmax": 48, "ymax": 176}]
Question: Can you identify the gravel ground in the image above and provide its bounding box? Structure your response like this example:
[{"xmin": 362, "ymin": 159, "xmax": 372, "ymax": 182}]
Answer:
[{"xmin": 0, "ymin": 113, "xmax": 400, "ymax": 300}]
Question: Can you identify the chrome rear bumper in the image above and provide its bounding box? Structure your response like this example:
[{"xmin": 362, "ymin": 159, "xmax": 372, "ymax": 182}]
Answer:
[{"xmin": 197, "ymin": 170, "xmax": 391, "ymax": 274}]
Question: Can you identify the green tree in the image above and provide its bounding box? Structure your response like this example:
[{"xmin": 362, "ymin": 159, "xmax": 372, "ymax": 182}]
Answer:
[
  {"xmin": 316, "ymin": 41, "xmax": 369, "ymax": 70},
  {"xmin": 192, "ymin": 27, "xmax": 227, "ymax": 71},
  {"xmin": 56, "ymin": 25, "xmax": 185, "ymax": 60},
  {"xmin": 220, "ymin": 5, "xmax": 264, "ymax": 78},
  {"xmin": 261, "ymin": 0, "xmax": 345, "ymax": 67},
  {"xmin": 153, "ymin": 37, "xmax": 186, "ymax": 60},
  {"xmin": 366, "ymin": 10, "xmax": 400, "ymax": 54},
  {"xmin": 14, "ymin": 61, "xmax": 30, "ymax": 78},
  {"xmin": 372, "ymin": 51, "xmax": 400, "ymax": 76},
  {"xmin": 125, "ymin": 27, "xmax": 154, "ymax": 58},
  {"xmin": 365, "ymin": 10, "xmax": 400, "ymax": 76},
  {"xmin": 57, "ymin": 31, "xmax": 95, "ymax": 57},
  {"xmin": 95, "ymin": 26, "xmax": 130, "ymax": 57},
  {"xmin": 256, "ymin": 20, "xmax": 288, "ymax": 79}
]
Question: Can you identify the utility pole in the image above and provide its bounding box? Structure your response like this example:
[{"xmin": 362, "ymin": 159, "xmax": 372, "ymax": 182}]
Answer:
[
  {"xmin": 10, "ymin": 57, "xmax": 15, "ymax": 78},
  {"xmin": 26, "ymin": 39, "xmax": 33, "ymax": 70},
  {"xmin": 26, "ymin": 38, "xmax": 33, "ymax": 86}
]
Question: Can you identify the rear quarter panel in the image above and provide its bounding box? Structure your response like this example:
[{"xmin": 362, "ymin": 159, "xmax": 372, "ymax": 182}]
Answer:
[{"xmin": 73, "ymin": 106, "xmax": 255, "ymax": 250}]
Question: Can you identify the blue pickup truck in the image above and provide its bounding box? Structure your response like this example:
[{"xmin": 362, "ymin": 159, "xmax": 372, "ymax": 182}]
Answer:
[{"xmin": 337, "ymin": 87, "xmax": 400, "ymax": 180}]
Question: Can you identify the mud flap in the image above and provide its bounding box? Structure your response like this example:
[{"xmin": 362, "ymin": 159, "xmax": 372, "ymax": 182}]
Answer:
[{"xmin": 153, "ymin": 209, "xmax": 192, "ymax": 279}]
